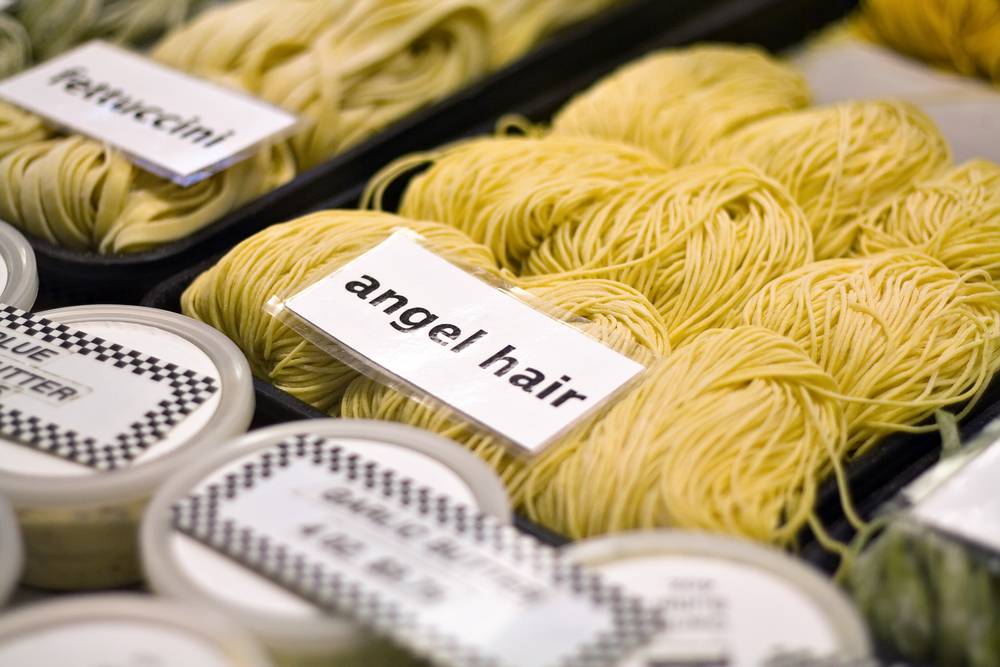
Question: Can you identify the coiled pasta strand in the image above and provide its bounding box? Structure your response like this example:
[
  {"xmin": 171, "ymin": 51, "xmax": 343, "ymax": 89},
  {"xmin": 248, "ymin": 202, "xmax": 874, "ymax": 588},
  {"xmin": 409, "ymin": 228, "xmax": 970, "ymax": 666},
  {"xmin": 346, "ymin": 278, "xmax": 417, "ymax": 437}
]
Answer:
[
  {"xmin": 254, "ymin": 0, "xmax": 492, "ymax": 168},
  {"xmin": 0, "ymin": 0, "xmax": 212, "ymax": 80},
  {"xmin": 371, "ymin": 138, "xmax": 816, "ymax": 347},
  {"xmin": 740, "ymin": 250, "xmax": 1000, "ymax": 455},
  {"xmin": 551, "ymin": 44, "xmax": 811, "ymax": 166},
  {"xmin": 0, "ymin": 102, "xmax": 48, "ymax": 158},
  {"xmin": 17, "ymin": 0, "xmax": 211, "ymax": 61},
  {"xmin": 0, "ymin": 13, "xmax": 31, "ymax": 79},
  {"xmin": 854, "ymin": 160, "xmax": 1000, "ymax": 281},
  {"xmin": 490, "ymin": 0, "xmax": 623, "ymax": 67},
  {"xmin": 520, "ymin": 161, "xmax": 815, "ymax": 346},
  {"xmin": 855, "ymin": 0, "xmax": 1000, "ymax": 85},
  {"xmin": 0, "ymin": 135, "xmax": 295, "ymax": 253},
  {"xmin": 709, "ymin": 100, "xmax": 952, "ymax": 259},
  {"xmin": 364, "ymin": 135, "xmax": 670, "ymax": 271}
]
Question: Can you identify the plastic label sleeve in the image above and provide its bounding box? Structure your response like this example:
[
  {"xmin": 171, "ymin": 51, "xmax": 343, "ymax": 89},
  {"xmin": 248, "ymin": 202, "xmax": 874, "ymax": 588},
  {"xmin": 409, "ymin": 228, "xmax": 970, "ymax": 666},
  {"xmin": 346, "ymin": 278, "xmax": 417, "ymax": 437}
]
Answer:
[
  {"xmin": 909, "ymin": 426, "xmax": 1000, "ymax": 555},
  {"xmin": 276, "ymin": 233, "xmax": 646, "ymax": 456},
  {"xmin": 0, "ymin": 41, "xmax": 299, "ymax": 186},
  {"xmin": 172, "ymin": 434, "xmax": 664, "ymax": 667},
  {"xmin": 0, "ymin": 304, "xmax": 218, "ymax": 470}
]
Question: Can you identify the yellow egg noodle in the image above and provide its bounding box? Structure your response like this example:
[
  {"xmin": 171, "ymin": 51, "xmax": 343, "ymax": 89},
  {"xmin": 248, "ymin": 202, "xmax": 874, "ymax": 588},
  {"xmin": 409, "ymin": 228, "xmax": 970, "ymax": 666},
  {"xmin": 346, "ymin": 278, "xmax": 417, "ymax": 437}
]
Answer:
[
  {"xmin": 18, "ymin": 0, "xmax": 211, "ymax": 62},
  {"xmin": 363, "ymin": 134, "xmax": 671, "ymax": 271},
  {"xmin": 0, "ymin": 133, "xmax": 295, "ymax": 254},
  {"xmin": 0, "ymin": 102, "xmax": 46, "ymax": 157},
  {"xmin": 740, "ymin": 250, "xmax": 1000, "ymax": 456},
  {"xmin": 708, "ymin": 100, "xmax": 952, "ymax": 260},
  {"xmin": 854, "ymin": 160, "xmax": 1000, "ymax": 281},
  {"xmin": 550, "ymin": 44, "xmax": 811, "ymax": 166},
  {"xmin": 0, "ymin": 0, "xmax": 624, "ymax": 254},
  {"xmin": 490, "ymin": 0, "xmax": 624, "ymax": 67},
  {"xmin": 855, "ymin": 0, "xmax": 1000, "ymax": 85},
  {"xmin": 520, "ymin": 162, "xmax": 814, "ymax": 346},
  {"xmin": 0, "ymin": 13, "xmax": 31, "ymax": 79},
  {"xmin": 343, "ymin": 325, "xmax": 848, "ymax": 545},
  {"xmin": 0, "ymin": 0, "xmax": 210, "ymax": 78}
]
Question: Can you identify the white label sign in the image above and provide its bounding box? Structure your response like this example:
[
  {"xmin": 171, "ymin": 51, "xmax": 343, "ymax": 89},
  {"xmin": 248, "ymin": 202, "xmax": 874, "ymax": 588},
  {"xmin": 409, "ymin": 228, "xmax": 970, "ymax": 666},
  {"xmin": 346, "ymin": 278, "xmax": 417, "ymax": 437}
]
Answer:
[
  {"xmin": 0, "ymin": 305, "xmax": 218, "ymax": 470},
  {"xmin": 0, "ymin": 41, "xmax": 298, "ymax": 186},
  {"xmin": 911, "ymin": 436, "xmax": 1000, "ymax": 554},
  {"xmin": 280, "ymin": 233, "xmax": 646, "ymax": 455},
  {"xmin": 173, "ymin": 435, "xmax": 663, "ymax": 667}
]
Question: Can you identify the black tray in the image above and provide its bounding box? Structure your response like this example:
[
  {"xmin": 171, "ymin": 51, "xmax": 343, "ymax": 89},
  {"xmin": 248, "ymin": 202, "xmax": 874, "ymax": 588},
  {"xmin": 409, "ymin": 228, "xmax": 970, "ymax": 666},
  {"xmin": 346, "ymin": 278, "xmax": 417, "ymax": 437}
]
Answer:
[
  {"xmin": 297, "ymin": 0, "xmax": 1000, "ymax": 571},
  {"xmin": 143, "ymin": 0, "xmax": 1000, "ymax": 570},
  {"xmin": 25, "ymin": 0, "xmax": 745, "ymax": 310}
]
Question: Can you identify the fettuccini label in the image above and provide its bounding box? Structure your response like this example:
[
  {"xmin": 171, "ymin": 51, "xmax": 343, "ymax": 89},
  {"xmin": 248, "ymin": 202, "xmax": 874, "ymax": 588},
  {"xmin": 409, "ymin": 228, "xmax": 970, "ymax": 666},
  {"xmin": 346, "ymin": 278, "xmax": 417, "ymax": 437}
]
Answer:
[
  {"xmin": 277, "ymin": 232, "xmax": 646, "ymax": 455},
  {"xmin": 0, "ymin": 41, "xmax": 298, "ymax": 186}
]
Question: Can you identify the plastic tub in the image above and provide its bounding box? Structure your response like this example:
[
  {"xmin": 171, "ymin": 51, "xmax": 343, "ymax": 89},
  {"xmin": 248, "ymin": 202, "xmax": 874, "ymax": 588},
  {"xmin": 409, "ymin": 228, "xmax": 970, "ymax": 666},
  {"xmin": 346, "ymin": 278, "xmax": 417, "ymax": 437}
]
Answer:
[
  {"xmin": 143, "ymin": 419, "xmax": 510, "ymax": 667},
  {"xmin": 0, "ymin": 305, "xmax": 254, "ymax": 590},
  {"xmin": 0, "ymin": 594, "xmax": 274, "ymax": 667},
  {"xmin": 0, "ymin": 221, "xmax": 38, "ymax": 311},
  {"xmin": 565, "ymin": 531, "xmax": 872, "ymax": 666}
]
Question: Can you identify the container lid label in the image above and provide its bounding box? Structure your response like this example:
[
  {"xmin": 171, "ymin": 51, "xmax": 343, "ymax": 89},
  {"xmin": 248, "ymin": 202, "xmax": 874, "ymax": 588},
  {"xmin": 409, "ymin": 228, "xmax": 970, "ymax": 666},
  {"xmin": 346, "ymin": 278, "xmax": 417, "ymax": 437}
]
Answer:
[
  {"xmin": 272, "ymin": 232, "xmax": 646, "ymax": 456},
  {"xmin": 593, "ymin": 555, "xmax": 842, "ymax": 666},
  {"xmin": 0, "ymin": 305, "xmax": 218, "ymax": 470},
  {"xmin": 172, "ymin": 434, "xmax": 664, "ymax": 667},
  {"xmin": 0, "ymin": 41, "xmax": 298, "ymax": 186}
]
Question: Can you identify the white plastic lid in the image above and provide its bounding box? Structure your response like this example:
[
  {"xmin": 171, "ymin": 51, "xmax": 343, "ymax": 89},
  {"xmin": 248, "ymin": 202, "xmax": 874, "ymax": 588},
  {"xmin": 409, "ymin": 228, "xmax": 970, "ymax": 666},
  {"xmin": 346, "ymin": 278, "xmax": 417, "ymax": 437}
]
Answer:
[
  {"xmin": 0, "ymin": 221, "xmax": 38, "ymax": 311},
  {"xmin": 565, "ymin": 531, "xmax": 872, "ymax": 666},
  {"xmin": 0, "ymin": 594, "xmax": 274, "ymax": 667},
  {"xmin": 0, "ymin": 305, "xmax": 255, "ymax": 507},
  {"xmin": 142, "ymin": 419, "xmax": 511, "ymax": 656},
  {"xmin": 0, "ymin": 494, "xmax": 21, "ymax": 606}
]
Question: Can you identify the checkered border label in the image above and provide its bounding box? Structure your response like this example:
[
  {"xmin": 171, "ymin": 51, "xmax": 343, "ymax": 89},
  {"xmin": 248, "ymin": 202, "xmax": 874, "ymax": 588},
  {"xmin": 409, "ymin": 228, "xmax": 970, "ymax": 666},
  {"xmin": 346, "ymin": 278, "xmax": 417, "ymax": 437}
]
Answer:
[
  {"xmin": 172, "ymin": 434, "xmax": 665, "ymax": 667},
  {"xmin": 0, "ymin": 305, "xmax": 218, "ymax": 470}
]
